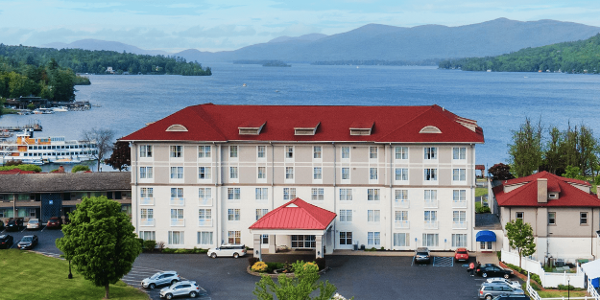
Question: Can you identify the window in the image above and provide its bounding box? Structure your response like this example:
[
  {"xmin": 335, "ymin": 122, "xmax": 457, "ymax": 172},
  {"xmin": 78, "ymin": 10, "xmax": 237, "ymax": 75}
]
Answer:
[
  {"xmin": 139, "ymin": 231, "xmax": 155, "ymax": 241},
  {"xmin": 261, "ymin": 234, "xmax": 269, "ymax": 244},
  {"xmin": 255, "ymin": 188, "xmax": 268, "ymax": 200},
  {"xmin": 453, "ymin": 147, "xmax": 466, "ymax": 160},
  {"xmin": 340, "ymin": 232, "xmax": 353, "ymax": 245},
  {"xmin": 313, "ymin": 167, "xmax": 322, "ymax": 180},
  {"xmin": 424, "ymin": 147, "xmax": 437, "ymax": 160},
  {"xmin": 393, "ymin": 233, "xmax": 409, "ymax": 247},
  {"xmin": 141, "ymin": 208, "xmax": 153, "ymax": 220},
  {"xmin": 171, "ymin": 188, "xmax": 183, "ymax": 198},
  {"xmin": 140, "ymin": 145, "xmax": 152, "ymax": 157},
  {"xmin": 283, "ymin": 188, "xmax": 296, "ymax": 201},
  {"xmin": 341, "ymin": 147, "xmax": 350, "ymax": 159},
  {"xmin": 198, "ymin": 167, "xmax": 211, "ymax": 179},
  {"xmin": 422, "ymin": 233, "xmax": 439, "ymax": 247},
  {"xmin": 395, "ymin": 168, "xmax": 408, "ymax": 181},
  {"xmin": 424, "ymin": 168, "xmax": 437, "ymax": 181},
  {"xmin": 395, "ymin": 211, "xmax": 408, "ymax": 228},
  {"xmin": 452, "ymin": 234, "xmax": 467, "ymax": 247},
  {"xmin": 291, "ymin": 235, "xmax": 316, "ymax": 248},
  {"xmin": 369, "ymin": 147, "xmax": 377, "ymax": 159},
  {"xmin": 168, "ymin": 231, "xmax": 184, "ymax": 245},
  {"xmin": 548, "ymin": 212, "xmax": 556, "ymax": 225},
  {"xmin": 170, "ymin": 145, "xmax": 182, "ymax": 158},
  {"xmin": 257, "ymin": 167, "xmax": 266, "ymax": 179},
  {"xmin": 424, "ymin": 211, "xmax": 437, "ymax": 228},
  {"xmin": 395, "ymin": 190, "xmax": 408, "ymax": 206},
  {"xmin": 257, "ymin": 146, "xmax": 265, "ymax": 158},
  {"xmin": 368, "ymin": 232, "xmax": 380, "ymax": 246},
  {"xmin": 341, "ymin": 167, "xmax": 350, "ymax": 180},
  {"xmin": 285, "ymin": 146, "xmax": 293, "ymax": 158},
  {"xmin": 368, "ymin": 189, "xmax": 380, "ymax": 201},
  {"xmin": 313, "ymin": 146, "xmax": 322, "ymax": 159},
  {"xmin": 228, "ymin": 209, "xmax": 240, "ymax": 221},
  {"xmin": 198, "ymin": 209, "xmax": 211, "ymax": 225},
  {"xmin": 171, "ymin": 209, "xmax": 184, "ymax": 226},
  {"xmin": 230, "ymin": 167, "xmax": 238, "ymax": 179},
  {"xmin": 395, "ymin": 146, "xmax": 408, "ymax": 159},
  {"xmin": 140, "ymin": 187, "xmax": 153, "ymax": 198},
  {"xmin": 228, "ymin": 231, "xmax": 241, "ymax": 245},
  {"xmin": 198, "ymin": 231, "xmax": 213, "ymax": 245},
  {"xmin": 339, "ymin": 189, "xmax": 352, "ymax": 200},
  {"xmin": 424, "ymin": 190, "xmax": 437, "ymax": 207},
  {"xmin": 453, "ymin": 211, "xmax": 467, "ymax": 228},
  {"xmin": 311, "ymin": 188, "xmax": 324, "ymax": 200},
  {"xmin": 453, "ymin": 190, "xmax": 466, "ymax": 202},
  {"xmin": 170, "ymin": 167, "xmax": 183, "ymax": 179},
  {"xmin": 227, "ymin": 188, "xmax": 240, "ymax": 200},
  {"xmin": 198, "ymin": 188, "xmax": 211, "ymax": 204},
  {"xmin": 339, "ymin": 210, "xmax": 352, "ymax": 222},
  {"xmin": 229, "ymin": 146, "xmax": 238, "ymax": 158},
  {"xmin": 581, "ymin": 212, "xmax": 588, "ymax": 225},
  {"xmin": 367, "ymin": 210, "xmax": 380, "ymax": 222},
  {"xmin": 256, "ymin": 209, "xmax": 268, "ymax": 220},
  {"xmin": 453, "ymin": 169, "xmax": 466, "ymax": 181},
  {"xmin": 198, "ymin": 146, "xmax": 211, "ymax": 158},
  {"xmin": 516, "ymin": 212, "xmax": 524, "ymax": 220},
  {"xmin": 140, "ymin": 167, "xmax": 153, "ymax": 179},
  {"xmin": 285, "ymin": 167, "xmax": 294, "ymax": 179},
  {"xmin": 369, "ymin": 168, "xmax": 378, "ymax": 180}
]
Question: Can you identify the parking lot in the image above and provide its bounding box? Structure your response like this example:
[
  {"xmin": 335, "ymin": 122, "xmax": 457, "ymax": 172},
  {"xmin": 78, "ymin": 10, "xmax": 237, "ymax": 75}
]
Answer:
[{"xmin": 1, "ymin": 227, "xmax": 497, "ymax": 300}]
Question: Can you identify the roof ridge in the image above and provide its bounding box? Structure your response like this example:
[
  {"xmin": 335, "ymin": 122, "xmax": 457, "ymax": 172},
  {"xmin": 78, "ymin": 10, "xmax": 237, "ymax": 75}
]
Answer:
[
  {"xmin": 292, "ymin": 198, "xmax": 330, "ymax": 227},
  {"xmin": 190, "ymin": 104, "xmax": 228, "ymax": 140},
  {"xmin": 376, "ymin": 105, "xmax": 433, "ymax": 141}
]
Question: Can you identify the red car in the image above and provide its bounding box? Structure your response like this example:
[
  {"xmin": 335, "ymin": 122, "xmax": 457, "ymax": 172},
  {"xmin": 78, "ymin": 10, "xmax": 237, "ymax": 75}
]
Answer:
[
  {"xmin": 46, "ymin": 217, "xmax": 63, "ymax": 229},
  {"xmin": 454, "ymin": 247, "xmax": 469, "ymax": 262}
]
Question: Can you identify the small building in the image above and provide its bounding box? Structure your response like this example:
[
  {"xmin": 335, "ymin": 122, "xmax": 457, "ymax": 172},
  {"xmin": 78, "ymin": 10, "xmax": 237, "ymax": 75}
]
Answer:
[{"xmin": 0, "ymin": 172, "xmax": 131, "ymax": 223}]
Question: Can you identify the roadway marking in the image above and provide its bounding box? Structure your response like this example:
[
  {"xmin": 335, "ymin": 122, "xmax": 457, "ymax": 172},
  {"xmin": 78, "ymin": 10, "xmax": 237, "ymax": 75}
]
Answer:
[{"xmin": 433, "ymin": 257, "xmax": 454, "ymax": 267}]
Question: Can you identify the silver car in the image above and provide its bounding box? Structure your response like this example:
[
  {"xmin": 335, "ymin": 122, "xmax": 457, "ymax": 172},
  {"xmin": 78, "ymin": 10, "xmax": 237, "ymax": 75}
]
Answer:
[
  {"xmin": 414, "ymin": 247, "xmax": 431, "ymax": 264},
  {"xmin": 159, "ymin": 281, "xmax": 206, "ymax": 299},
  {"xmin": 141, "ymin": 271, "xmax": 180, "ymax": 289},
  {"xmin": 479, "ymin": 282, "xmax": 524, "ymax": 300},
  {"xmin": 27, "ymin": 219, "xmax": 41, "ymax": 230},
  {"xmin": 486, "ymin": 278, "xmax": 522, "ymax": 290}
]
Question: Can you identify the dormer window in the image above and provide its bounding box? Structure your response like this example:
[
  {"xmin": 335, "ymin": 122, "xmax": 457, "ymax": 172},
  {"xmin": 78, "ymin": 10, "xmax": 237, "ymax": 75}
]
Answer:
[
  {"xmin": 419, "ymin": 126, "xmax": 442, "ymax": 134},
  {"xmin": 294, "ymin": 122, "xmax": 320, "ymax": 136},
  {"xmin": 238, "ymin": 122, "xmax": 266, "ymax": 135},
  {"xmin": 166, "ymin": 124, "xmax": 188, "ymax": 132},
  {"xmin": 548, "ymin": 192, "xmax": 559, "ymax": 200},
  {"xmin": 350, "ymin": 121, "xmax": 374, "ymax": 136}
]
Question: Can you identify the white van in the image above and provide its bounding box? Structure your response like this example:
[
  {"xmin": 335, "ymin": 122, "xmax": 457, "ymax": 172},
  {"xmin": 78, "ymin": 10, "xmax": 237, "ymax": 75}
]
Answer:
[{"xmin": 207, "ymin": 244, "xmax": 247, "ymax": 259}]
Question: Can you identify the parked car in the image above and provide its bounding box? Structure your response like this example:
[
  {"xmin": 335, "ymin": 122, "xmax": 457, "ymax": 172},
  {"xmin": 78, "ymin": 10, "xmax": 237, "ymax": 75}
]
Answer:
[
  {"xmin": 141, "ymin": 271, "xmax": 181, "ymax": 289},
  {"xmin": 0, "ymin": 234, "xmax": 14, "ymax": 249},
  {"xmin": 27, "ymin": 218, "xmax": 41, "ymax": 230},
  {"xmin": 17, "ymin": 235, "xmax": 38, "ymax": 250},
  {"xmin": 0, "ymin": 220, "xmax": 4, "ymax": 230},
  {"xmin": 477, "ymin": 264, "xmax": 514, "ymax": 278},
  {"xmin": 454, "ymin": 247, "xmax": 469, "ymax": 262},
  {"xmin": 479, "ymin": 282, "xmax": 524, "ymax": 299},
  {"xmin": 207, "ymin": 244, "xmax": 246, "ymax": 259},
  {"xmin": 486, "ymin": 278, "xmax": 522, "ymax": 290},
  {"xmin": 46, "ymin": 217, "xmax": 62, "ymax": 229},
  {"xmin": 6, "ymin": 218, "xmax": 24, "ymax": 232},
  {"xmin": 414, "ymin": 247, "xmax": 431, "ymax": 264},
  {"xmin": 159, "ymin": 281, "xmax": 207, "ymax": 299},
  {"xmin": 492, "ymin": 295, "xmax": 531, "ymax": 300}
]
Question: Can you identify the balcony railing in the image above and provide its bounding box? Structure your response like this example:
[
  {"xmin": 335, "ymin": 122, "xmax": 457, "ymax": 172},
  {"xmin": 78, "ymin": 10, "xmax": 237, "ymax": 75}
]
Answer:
[
  {"xmin": 140, "ymin": 218, "xmax": 155, "ymax": 226},
  {"xmin": 170, "ymin": 197, "xmax": 185, "ymax": 206},
  {"xmin": 394, "ymin": 220, "xmax": 410, "ymax": 229},
  {"xmin": 452, "ymin": 221, "xmax": 468, "ymax": 229},
  {"xmin": 452, "ymin": 200, "xmax": 467, "ymax": 208},
  {"xmin": 171, "ymin": 218, "xmax": 185, "ymax": 226},
  {"xmin": 394, "ymin": 199, "xmax": 409, "ymax": 208},
  {"xmin": 198, "ymin": 197, "xmax": 212, "ymax": 206},
  {"xmin": 198, "ymin": 219, "xmax": 212, "ymax": 227},
  {"xmin": 140, "ymin": 197, "xmax": 154, "ymax": 205},
  {"xmin": 424, "ymin": 199, "xmax": 438, "ymax": 208},
  {"xmin": 424, "ymin": 220, "xmax": 439, "ymax": 229}
]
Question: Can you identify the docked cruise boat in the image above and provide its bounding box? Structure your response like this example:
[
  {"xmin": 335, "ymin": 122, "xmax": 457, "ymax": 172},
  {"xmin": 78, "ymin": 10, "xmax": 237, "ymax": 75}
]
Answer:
[{"xmin": 0, "ymin": 131, "xmax": 98, "ymax": 165}]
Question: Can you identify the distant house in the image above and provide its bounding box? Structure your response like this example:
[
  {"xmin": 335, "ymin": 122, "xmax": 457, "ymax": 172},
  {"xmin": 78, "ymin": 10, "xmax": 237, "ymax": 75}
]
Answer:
[
  {"xmin": 106, "ymin": 67, "xmax": 114, "ymax": 74},
  {"xmin": 491, "ymin": 171, "xmax": 600, "ymax": 264}
]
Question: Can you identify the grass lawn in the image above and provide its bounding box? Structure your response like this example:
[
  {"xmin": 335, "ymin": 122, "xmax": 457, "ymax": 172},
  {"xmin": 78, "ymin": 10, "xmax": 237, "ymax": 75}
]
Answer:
[
  {"xmin": 535, "ymin": 289, "xmax": 588, "ymax": 298},
  {"xmin": 475, "ymin": 187, "xmax": 488, "ymax": 197},
  {"xmin": 0, "ymin": 249, "xmax": 148, "ymax": 300}
]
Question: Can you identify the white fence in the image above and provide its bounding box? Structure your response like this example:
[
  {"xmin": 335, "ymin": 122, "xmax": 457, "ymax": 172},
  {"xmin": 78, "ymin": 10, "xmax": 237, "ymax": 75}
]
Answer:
[
  {"xmin": 502, "ymin": 250, "xmax": 585, "ymax": 288},
  {"xmin": 527, "ymin": 273, "xmax": 599, "ymax": 300}
]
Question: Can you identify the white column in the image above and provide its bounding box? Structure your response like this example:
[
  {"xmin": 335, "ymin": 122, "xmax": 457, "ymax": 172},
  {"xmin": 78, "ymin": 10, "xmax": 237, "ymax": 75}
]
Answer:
[
  {"xmin": 268, "ymin": 235, "xmax": 276, "ymax": 254},
  {"xmin": 316, "ymin": 235, "xmax": 323, "ymax": 259},
  {"xmin": 253, "ymin": 234, "xmax": 262, "ymax": 261}
]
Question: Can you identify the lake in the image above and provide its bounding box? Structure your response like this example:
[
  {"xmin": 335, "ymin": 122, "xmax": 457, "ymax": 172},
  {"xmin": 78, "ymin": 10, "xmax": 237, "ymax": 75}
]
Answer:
[{"xmin": 1, "ymin": 63, "xmax": 599, "ymax": 171}]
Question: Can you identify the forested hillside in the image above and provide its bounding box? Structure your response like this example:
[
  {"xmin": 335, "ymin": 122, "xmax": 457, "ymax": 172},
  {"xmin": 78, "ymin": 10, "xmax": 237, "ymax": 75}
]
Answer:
[{"xmin": 438, "ymin": 34, "xmax": 600, "ymax": 73}]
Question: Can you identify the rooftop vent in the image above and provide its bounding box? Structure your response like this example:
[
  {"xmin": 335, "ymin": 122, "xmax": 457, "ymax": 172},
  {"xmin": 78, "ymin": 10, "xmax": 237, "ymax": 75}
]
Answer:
[
  {"xmin": 294, "ymin": 122, "xmax": 320, "ymax": 136},
  {"xmin": 419, "ymin": 125, "xmax": 442, "ymax": 134},
  {"xmin": 166, "ymin": 124, "xmax": 188, "ymax": 132},
  {"xmin": 238, "ymin": 122, "xmax": 266, "ymax": 135}
]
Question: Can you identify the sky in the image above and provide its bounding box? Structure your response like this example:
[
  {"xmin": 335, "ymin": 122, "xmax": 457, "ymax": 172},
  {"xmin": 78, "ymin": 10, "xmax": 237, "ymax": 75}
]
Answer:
[{"xmin": 1, "ymin": 0, "xmax": 600, "ymax": 53}]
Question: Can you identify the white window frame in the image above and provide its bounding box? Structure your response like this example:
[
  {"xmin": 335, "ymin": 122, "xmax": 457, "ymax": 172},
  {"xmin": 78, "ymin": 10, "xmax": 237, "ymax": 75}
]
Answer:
[
  {"xmin": 393, "ymin": 233, "xmax": 410, "ymax": 247},
  {"xmin": 228, "ymin": 231, "xmax": 241, "ymax": 245},
  {"xmin": 369, "ymin": 146, "xmax": 378, "ymax": 160},
  {"xmin": 229, "ymin": 145, "xmax": 238, "ymax": 158},
  {"xmin": 170, "ymin": 145, "xmax": 182, "ymax": 159},
  {"xmin": 285, "ymin": 167, "xmax": 294, "ymax": 183},
  {"xmin": 198, "ymin": 209, "xmax": 212, "ymax": 226},
  {"xmin": 313, "ymin": 167, "xmax": 322, "ymax": 180},
  {"xmin": 256, "ymin": 209, "xmax": 268, "ymax": 220},
  {"xmin": 168, "ymin": 231, "xmax": 184, "ymax": 245},
  {"xmin": 198, "ymin": 167, "xmax": 211, "ymax": 180},
  {"xmin": 367, "ymin": 189, "xmax": 380, "ymax": 201},
  {"xmin": 140, "ymin": 145, "xmax": 152, "ymax": 158},
  {"xmin": 313, "ymin": 146, "xmax": 322, "ymax": 160},
  {"xmin": 453, "ymin": 147, "xmax": 466, "ymax": 160},
  {"xmin": 170, "ymin": 209, "xmax": 184, "ymax": 226},
  {"xmin": 367, "ymin": 210, "xmax": 380, "ymax": 223},
  {"xmin": 339, "ymin": 209, "xmax": 352, "ymax": 222},
  {"xmin": 283, "ymin": 188, "xmax": 296, "ymax": 201},
  {"xmin": 395, "ymin": 146, "xmax": 408, "ymax": 160},
  {"xmin": 198, "ymin": 145, "xmax": 211, "ymax": 159},
  {"xmin": 229, "ymin": 166, "xmax": 238, "ymax": 180},
  {"xmin": 170, "ymin": 166, "xmax": 183, "ymax": 180},
  {"xmin": 257, "ymin": 146, "xmax": 266, "ymax": 159},
  {"xmin": 227, "ymin": 188, "xmax": 240, "ymax": 200},
  {"xmin": 255, "ymin": 188, "xmax": 268, "ymax": 200},
  {"xmin": 341, "ymin": 167, "xmax": 350, "ymax": 182},
  {"xmin": 452, "ymin": 234, "xmax": 467, "ymax": 247},
  {"xmin": 339, "ymin": 188, "xmax": 352, "ymax": 201},
  {"xmin": 139, "ymin": 231, "xmax": 156, "ymax": 241},
  {"xmin": 257, "ymin": 166, "xmax": 266, "ymax": 180},
  {"xmin": 139, "ymin": 166, "xmax": 153, "ymax": 180},
  {"xmin": 311, "ymin": 188, "xmax": 324, "ymax": 201},
  {"xmin": 197, "ymin": 231, "xmax": 213, "ymax": 245},
  {"xmin": 424, "ymin": 168, "xmax": 438, "ymax": 182},
  {"xmin": 368, "ymin": 232, "xmax": 380, "ymax": 246},
  {"xmin": 452, "ymin": 168, "xmax": 466, "ymax": 182},
  {"xmin": 228, "ymin": 208, "xmax": 240, "ymax": 221},
  {"xmin": 395, "ymin": 168, "xmax": 408, "ymax": 182},
  {"xmin": 424, "ymin": 147, "xmax": 437, "ymax": 160},
  {"xmin": 422, "ymin": 233, "xmax": 439, "ymax": 247},
  {"xmin": 341, "ymin": 146, "xmax": 350, "ymax": 160},
  {"xmin": 285, "ymin": 146, "xmax": 294, "ymax": 160},
  {"xmin": 198, "ymin": 188, "xmax": 212, "ymax": 206}
]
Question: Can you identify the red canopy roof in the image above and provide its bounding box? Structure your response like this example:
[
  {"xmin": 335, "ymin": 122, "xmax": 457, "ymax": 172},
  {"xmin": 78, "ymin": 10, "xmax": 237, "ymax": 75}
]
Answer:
[
  {"xmin": 249, "ymin": 198, "xmax": 337, "ymax": 230},
  {"xmin": 121, "ymin": 103, "xmax": 484, "ymax": 144},
  {"xmin": 494, "ymin": 171, "xmax": 600, "ymax": 207}
]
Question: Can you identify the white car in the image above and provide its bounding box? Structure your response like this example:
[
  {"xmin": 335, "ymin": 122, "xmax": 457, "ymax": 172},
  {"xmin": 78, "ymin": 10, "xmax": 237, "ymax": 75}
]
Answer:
[
  {"xmin": 141, "ymin": 271, "xmax": 180, "ymax": 289},
  {"xmin": 207, "ymin": 244, "xmax": 246, "ymax": 259},
  {"xmin": 159, "ymin": 281, "xmax": 206, "ymax": 299},
  {"xmin": 486, "ymin": 277, "xmax": 522, "ymax": 290},
  {"xmin": 26, "ymin": 219, "xmax": 40, "ymax": 230}
]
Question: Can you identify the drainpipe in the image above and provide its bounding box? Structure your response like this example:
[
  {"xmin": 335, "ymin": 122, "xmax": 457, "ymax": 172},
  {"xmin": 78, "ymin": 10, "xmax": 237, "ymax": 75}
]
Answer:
[
  {"xmin": 592, "ymin": 208, "xmax": 596, "ymax": 260},
  {"xmin": 332, "ymin": 142, "xmax": 336, "ymax": 251},
  {"xmin": 133, "ymin": 142, "xmax": 138, "ymax": 233},
  {"xmin": 271, "ymin": 142, "xmax": 274, "ymax": 210},
  {"xmin": 215, "ymin": 143, "xmax": 221, "ymax": 245},
  {"xmin": 389, "ymin": 143, "xmax": 393, "ymax": 249}
]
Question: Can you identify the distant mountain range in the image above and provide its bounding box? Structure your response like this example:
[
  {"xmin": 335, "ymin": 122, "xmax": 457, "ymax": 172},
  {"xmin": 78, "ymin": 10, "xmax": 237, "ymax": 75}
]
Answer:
[
  {"xmin": 40, "ymin": 18, "xmax": 600, "ymax": 64},
  {"xmin": 42, "ymin": 39, "xmax": 171, "ymax": 56}
]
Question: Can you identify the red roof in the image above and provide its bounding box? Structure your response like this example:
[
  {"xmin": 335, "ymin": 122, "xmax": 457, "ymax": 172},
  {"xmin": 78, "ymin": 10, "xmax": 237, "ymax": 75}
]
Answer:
[
  {"xmin": 249, "ymin": 198, "xmax": 337, "ymax": 230},
  {"xmin": 121, "ymin": 104, "xmax": 484, "ymax": 143},
  {"xmin": 493, "ymin": 171, "xmax": 600, "ymax": 207}
]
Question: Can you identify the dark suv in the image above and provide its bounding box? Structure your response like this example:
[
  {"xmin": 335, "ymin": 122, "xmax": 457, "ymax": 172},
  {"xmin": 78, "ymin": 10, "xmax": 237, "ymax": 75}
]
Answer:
[
  {"xmin": 0, "ymin": 234, "xmax": 14, "ymax": 249},
  {"xmin": 6, "ymin": 218, "xmax": 24, "ymax": 232},
  {"xmin": 414, "ymin": 247, "xmax": 431, "ymax": 264}
]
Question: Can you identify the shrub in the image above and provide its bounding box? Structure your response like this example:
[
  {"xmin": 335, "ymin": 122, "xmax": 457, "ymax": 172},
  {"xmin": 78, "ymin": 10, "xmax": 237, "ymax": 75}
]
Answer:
[
  {"xmin": 315, "ymin": 257, "xmax": 326, "ymax": 270},
  {"xmin": 143, "ymin": 240, "xmax": 157, "ymax": 252},
  {"xmin": 557, "ymin": 284, "xmax": 575, "ymax": 290},
  {"xmin": 71, "ymin": 165, "xmax": 90, "ymax": 173},
  {"xmin": 197, "ymin": 248, "xmax": 208, "ymax": 254},
  {"xmin": 136, "ymin": 238, "xmax": 144, "ymax": 250},
  {"xmin": 531, "ymin": 273, "xmax": 542, "ymax": 286},
  {"xmin": 174, "ymin": 249, "xmax": 190, "ymax": 254},
  {"xmin": 0, "ymin": 164, "xmax": 42, "ymax": 172},
  {"xmin": 157, "ymin": 241, "xmax": 166, "ymax": 252},
  {"xmin": 251, "ymin": 261, "xmax": 268, "ymax": 273},
  {"xmin": 475, "ymin": 202, "xmax": 491, "ymax": 213},
  {"xmin": 380, "ymin": 246, "xmax": 385, "ymax": 251},
  {"xmin": 266, "ymin": 262, "xmax": 284, "ymax": 273},
  {"xmin": 248, "ymin": 257, "xmax": 259, "ymax": 267},
  {"xmin": 162, "ymin": 248, "xmax": 176, "ymax": 253},
  {"xmin": 302, "ymin": 262, "xmax": 318, "ymax": 272}
]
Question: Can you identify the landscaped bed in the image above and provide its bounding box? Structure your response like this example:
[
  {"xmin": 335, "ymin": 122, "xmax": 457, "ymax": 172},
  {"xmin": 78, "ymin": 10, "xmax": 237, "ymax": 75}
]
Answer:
[{"xmin": 247, "ymin": 258, "xmax": 328, "ymax": 278}]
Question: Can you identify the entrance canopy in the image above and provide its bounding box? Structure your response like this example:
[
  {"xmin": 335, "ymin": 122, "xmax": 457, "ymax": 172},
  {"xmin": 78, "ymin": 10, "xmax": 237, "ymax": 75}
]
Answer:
[
  {"xmin": 476, "ymin": 230, "xmax": 497, "ymax": 242},
  {"xmin": 249, "ymin": 198, "xmax": 336, "ymax": 235}
]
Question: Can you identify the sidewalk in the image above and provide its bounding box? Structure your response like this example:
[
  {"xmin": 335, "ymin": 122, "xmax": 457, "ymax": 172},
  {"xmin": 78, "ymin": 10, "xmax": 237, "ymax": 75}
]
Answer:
[{"xmin": 254, "ymin": 248, "xmax": 496, "ymax": 259}]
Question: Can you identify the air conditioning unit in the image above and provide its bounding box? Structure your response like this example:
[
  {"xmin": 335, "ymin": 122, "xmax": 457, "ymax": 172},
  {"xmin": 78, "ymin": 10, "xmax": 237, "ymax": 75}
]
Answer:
[{"xmin": 556, "ymin": 259, "xmax": 564, "ymax": 267}]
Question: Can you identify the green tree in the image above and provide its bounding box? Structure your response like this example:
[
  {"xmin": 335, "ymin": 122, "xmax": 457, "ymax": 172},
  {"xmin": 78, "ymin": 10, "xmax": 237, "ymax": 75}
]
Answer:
[
  {"xmin": 543, "ymin": 126, "xmax": 565, "ymax": 175},
  {"xmin": 253, "ymin": 261, "xmax": 340, "ymax": 300},
  {"xmin": 56, "ymin": 196, "xmax": 141, "ymax": 299},
  {"xmin": 505, "ymin": 219, "xmax": 536, "ymax": 268},
  {"xmin": 509, "ymin": 118, "xmax": 543, "ymax": 177},
  {"xmin": 561, "ymin": 165, "xmax": 587, "ymax": 181},
  {"xmin": 488, "ymin": 163, "xmax": 515, "ymax": 181},
  {"xmin": 104, "ymin": 141, "xmax": 131, "ymax": 171},
  {"xmin": 71, "ymin": 165, "xmax": 90, "ymax": 173}
]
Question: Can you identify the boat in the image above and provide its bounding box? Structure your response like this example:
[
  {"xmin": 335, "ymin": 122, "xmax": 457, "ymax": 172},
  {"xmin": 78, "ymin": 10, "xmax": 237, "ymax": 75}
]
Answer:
[
  {"xmin": 52, "ymin": 106, "xmax": 69, "ymax": 112},
  {"xmin": 0, "ymin": 130, "xmax": 98, "ymax": 165},
  {"xmin": 0, "ymin": 130, "xmax": 13, "ymax": 139}
]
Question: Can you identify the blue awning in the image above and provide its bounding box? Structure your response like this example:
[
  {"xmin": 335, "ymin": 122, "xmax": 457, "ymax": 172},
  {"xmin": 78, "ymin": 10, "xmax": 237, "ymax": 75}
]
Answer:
[{"xmin": 476, "ymin": 230, "xmax": 497, "ymax": 242}]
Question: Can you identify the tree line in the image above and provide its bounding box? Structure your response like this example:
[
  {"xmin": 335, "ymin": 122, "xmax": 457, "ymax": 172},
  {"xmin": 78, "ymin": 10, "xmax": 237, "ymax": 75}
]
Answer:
[{"xmin": 438, "ymin": 34, "xmax": 600, "ymax": 74}]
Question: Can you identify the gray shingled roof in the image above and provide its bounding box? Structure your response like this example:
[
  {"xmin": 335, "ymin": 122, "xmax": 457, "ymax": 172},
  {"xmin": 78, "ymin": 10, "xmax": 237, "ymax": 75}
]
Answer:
[{"xmin": 0, "ymin": 172, "xmax": 131, "ymax": 193}]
